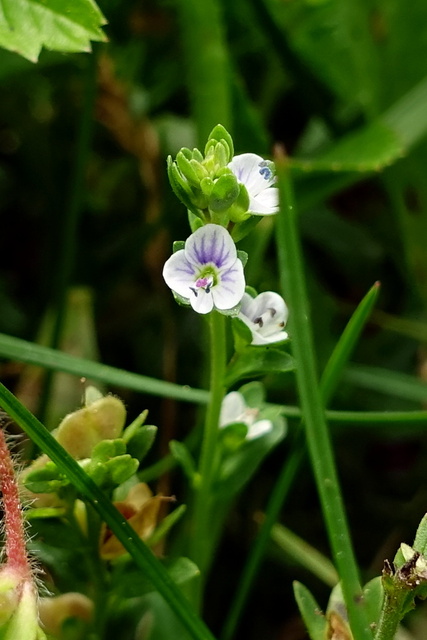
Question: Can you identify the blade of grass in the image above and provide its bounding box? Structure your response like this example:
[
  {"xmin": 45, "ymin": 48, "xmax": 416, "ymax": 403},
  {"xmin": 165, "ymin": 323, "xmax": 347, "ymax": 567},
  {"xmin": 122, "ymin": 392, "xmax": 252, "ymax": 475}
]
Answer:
[
  {"xmin": 274, "ymin": 150, "xmax": 372, "ymax": 640},
  {"xmin": 0, "ymin": 332, "xmax": 209, "ymax": 404},
  {"xmin": 0, "ymin": 382, "xmax": 216, "ymax": 640},
  {"xmin": 270, "ymin": 521, "xmax": 339, "ymax": 588},
  {"xmin": 221, "ymin": 284, "xmax": 379, "ymax": 640},
  {"xmin": 344, "ymin": 365, "xmax": 427, "ymax": 403}
]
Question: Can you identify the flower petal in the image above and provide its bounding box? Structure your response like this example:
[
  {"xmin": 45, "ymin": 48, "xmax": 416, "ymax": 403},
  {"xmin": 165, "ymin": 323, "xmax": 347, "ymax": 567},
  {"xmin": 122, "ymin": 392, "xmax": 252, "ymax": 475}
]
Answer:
[
  {"xmin": 247, "ymin": 419, "xmax": 273, "ymax": 440},
  {"xmin": 185, "ymin": 224, "xmax": 237, "ymax": 270},
  {"xmin": 220, "ymin": 392, "xmax": 246, "ymax": 427},
  {"xmin": 250, "ymin": 329, "xmax": 288, "ymax": 346},
  {"xmin": 162, "ymin": 250, "xmax": 196, "ymax": 300},
  {"xmin": 228, "ymin": 153, "xmax": 274, "ymax": 195},
  {"xmin": 211, "ymin": 259, "xmax": 245, "ymax": 310},
  {"xmin": 190, "ymin": 290, "xmax": 214, "ymax": 314},
  {"xmin": 245, "ymin": 291, "xmax": 288, "ymax": 322},
  {"xmin": 239, "ymin": 291, "xmax": 288, "ymax": 344},
  {"xmin": 249, "ymin": 187, "xmax": 279, "ymax": 215}
]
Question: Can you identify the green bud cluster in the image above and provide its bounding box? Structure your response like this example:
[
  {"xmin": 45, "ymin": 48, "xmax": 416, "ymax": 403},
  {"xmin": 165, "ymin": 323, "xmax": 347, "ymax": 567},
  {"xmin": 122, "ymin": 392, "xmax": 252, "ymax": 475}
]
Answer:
[
  {"xmin": 167, "ymin": 124, "xmax": 249, "ymax": 225},
  {"xmin": 23, "ymin": 388, "xmax": 158, "ymax": 498}
]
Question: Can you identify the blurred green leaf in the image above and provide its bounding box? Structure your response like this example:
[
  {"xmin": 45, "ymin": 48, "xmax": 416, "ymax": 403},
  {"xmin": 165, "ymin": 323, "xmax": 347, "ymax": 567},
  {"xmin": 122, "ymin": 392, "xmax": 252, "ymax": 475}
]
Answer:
[
  {"xmin": 115, "ymin": 557, "xmax": 200, "ymax": 599},
  {"xmin": 216, "ymin": 411, "xmax": 285, "ymax": 498},
  {"xmin": 344, "ymin": 365, "xmax": 427, "ymax": 403},
  {"xmin": 225, "ymin": 347, "xmax": 294, "ymax": 386},
  {"xmin": 0, "ymin": 0, "xmax": 107, "ymax": 62}
]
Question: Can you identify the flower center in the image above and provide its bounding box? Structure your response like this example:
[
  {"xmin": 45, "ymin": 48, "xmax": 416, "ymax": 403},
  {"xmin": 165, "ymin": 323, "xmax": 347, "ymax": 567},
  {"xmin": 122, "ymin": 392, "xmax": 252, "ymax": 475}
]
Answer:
[
  {"xmin": 189, "ymin": 267, "xmax": 217, "ymax": 298},
  {"xmin": 254, "ymin": 307, "xmax": 285, "ymax": 336},
  {"xmin": 258, "ymin": 160, "xmax": 275, "ymax": 181}
]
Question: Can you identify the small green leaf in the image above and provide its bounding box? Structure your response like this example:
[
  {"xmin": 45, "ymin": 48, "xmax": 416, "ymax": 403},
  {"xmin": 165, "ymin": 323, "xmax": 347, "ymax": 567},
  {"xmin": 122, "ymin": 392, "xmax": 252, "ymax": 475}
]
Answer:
[
  {"xmin": 225, "ymin": 347, "xmax": 295, "ymax": 386},
  {"xmin": 25, "ymin": 507, "xmax": 66, "ymax": 520},
  {"xmin": 362, "ymin": 577, "xmax": 383, "ymax": 629},
  {"xmin": 105, "ymin": 454, "xmax": 139, "ymax": 485},
  {"xmin": 219, "ymin": 422, "xmax": 248, "ymax": 451},
  {"xmin": 0, "ymin": 0, "xmax": 107, "ymax": 63},
  {"xmin": 236, "ymin": 250, "xmax": 248, "ymax": 268},
  {"xmin": 206, "ymin": 124, "xmax": 234, "ymax": 160},
  {"xmin": 231, "ymin": 317, "xmax": 253, "ymax": 352},
  {"xmin": 127, "ymin": 425, "xmax": 158, "ymax": 462},
  {"xmin": 115, "ymin": 556, "xmax": 200, "ymax": 599},
  {"xmin": 293, "ymin": 581, "xmax": 326, "ymax": 640},
  {"xmin": 169, "ymin": 440, "xmax": 198, "ymax": 484},
  {"xmin": 172, "ymin": 241, "xmax": 185, "ymax": 254},
  {"xmin": 91, "ymin": 439, "xmax": 126, "ymax": 462},
  {"xmin": 208, "ymin": 174, "xmax": 239, "ymax": 212},
  {"xmin": 24, "ymin": 461, "xmax": 69, "ymax": 494},
  {"xmin": 414, "ymin": 514, "xmax": 427, "ymax": 555},
  {"xmin": 216, "ymin": 416, "xmax": 286, "ymax": 498},
  {"xmin": 146, "ymin": 504, "xmax": 187, "ymax": 548}
]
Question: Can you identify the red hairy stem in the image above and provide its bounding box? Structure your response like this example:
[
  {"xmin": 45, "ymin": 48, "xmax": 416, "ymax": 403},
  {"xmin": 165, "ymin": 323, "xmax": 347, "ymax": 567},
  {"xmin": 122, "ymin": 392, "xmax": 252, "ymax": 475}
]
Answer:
[{"xmin": 0, "ymin": 429, "xmax": 30, "ymax": 577}]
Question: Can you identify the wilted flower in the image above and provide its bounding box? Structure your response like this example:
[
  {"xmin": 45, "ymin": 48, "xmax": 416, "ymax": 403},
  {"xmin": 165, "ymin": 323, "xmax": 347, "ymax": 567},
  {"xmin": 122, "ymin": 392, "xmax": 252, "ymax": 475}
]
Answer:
[
  {"xmin": 228, "ymin": 153, "xmax": 279, "ymax": 215},
  {"xmin": 220, "ymin": 391, "xmax": 273, "ymax": 440},
  {"xmin": 100, "ymin": 483, "xmax": 171, "ymax": 559},
  {"xmin": 163, "ymin": 224, "xmax": 245, "ymax": 314},
  {"xmin": 39, "ymin": 593, "xmax": 93, "ymax": 638},
  {"xmin": 239, "ymin": 292, "xmax": 288, "ymax": 345}
]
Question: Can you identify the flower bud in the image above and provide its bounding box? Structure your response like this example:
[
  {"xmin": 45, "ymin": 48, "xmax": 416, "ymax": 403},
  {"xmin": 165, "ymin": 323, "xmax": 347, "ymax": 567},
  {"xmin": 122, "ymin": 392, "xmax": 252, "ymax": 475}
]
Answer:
[
  {"xmin": 0, "ymin": 568, "xmax": 46, "ymax": 639},
  {"xmin": 208, "ymin": 173, "xmax": 239, "ymax": 213},
  {"xmin": 53, "ymin": 394, "xmax": 126, "ymax": 459}
]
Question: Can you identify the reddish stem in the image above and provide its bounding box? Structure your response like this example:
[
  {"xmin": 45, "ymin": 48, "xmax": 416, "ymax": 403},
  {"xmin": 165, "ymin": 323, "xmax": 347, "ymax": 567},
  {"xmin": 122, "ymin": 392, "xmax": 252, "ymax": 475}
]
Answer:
[{"xmin": 0, "ymin": 429, "xmax": 30, "ymax": 577}]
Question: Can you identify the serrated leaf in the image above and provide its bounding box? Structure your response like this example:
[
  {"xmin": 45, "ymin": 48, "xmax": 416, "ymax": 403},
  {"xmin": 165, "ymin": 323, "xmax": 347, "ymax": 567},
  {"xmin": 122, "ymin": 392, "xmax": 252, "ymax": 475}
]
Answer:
[{"xmin": 0, "ymin": 0, "xmax": 107, "ymax": 62}]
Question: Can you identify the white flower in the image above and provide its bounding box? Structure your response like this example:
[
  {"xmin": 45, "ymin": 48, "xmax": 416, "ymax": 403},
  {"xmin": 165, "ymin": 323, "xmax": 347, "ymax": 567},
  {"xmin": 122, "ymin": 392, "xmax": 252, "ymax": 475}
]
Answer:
[
  {"xmin": 220, "ymin": 391, "xmax": 272, "ymax": 440},
  {"xmin": 228, "ymin": 153, "xmax": 279, "ymax": 215},
  {"xmin": 163, "ymin": 224, "xmax": 245, "ymax": 315},
  {"xmin": 239, "ymin": 291, "xmax": 288, "ymax": 345}
]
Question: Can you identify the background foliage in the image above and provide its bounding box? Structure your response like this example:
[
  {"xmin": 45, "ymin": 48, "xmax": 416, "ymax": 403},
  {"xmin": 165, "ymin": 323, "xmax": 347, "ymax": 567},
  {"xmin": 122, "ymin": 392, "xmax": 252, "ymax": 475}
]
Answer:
[{"xmin": 1, "ymin": 0, "xmax": 427, "ymax": 638}]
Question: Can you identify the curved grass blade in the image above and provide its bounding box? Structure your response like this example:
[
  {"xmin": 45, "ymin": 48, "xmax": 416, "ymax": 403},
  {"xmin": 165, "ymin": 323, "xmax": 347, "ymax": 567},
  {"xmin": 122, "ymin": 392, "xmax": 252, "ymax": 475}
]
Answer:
[
  {"xmin": 0, "ymin": 382, "xmax": 216, "ymax": 640},
  {"xmin": 0, "ymin": 332, "xmax": 209, "ymax": 404}
]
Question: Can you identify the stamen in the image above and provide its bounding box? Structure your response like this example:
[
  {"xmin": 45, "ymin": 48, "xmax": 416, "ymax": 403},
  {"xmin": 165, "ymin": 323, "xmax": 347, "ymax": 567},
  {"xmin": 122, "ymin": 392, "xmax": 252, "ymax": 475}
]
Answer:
[
  {"xmin": 258, "ymin": 160, "xmax": 273, "ymax": 180},
  {"xmin": 254, "ymin": 316, "xmax": 264, "ymax": 328}
]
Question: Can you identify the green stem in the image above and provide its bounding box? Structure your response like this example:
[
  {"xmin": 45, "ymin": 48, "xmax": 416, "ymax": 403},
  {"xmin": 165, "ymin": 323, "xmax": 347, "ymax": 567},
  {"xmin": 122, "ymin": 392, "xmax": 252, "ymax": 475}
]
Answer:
[
  {"xmin": 275, "ymin": 152, "xmax": 372, "ymax": 640},
  {"xmin": 221, "ymin": 283, "xmax": 380, "ymax": 640},
  {"xmin": 374, "ymin": 590, "xmax": 404, "ymax": 640},
  {"xmin": 189, "ymin": 311, "xmax": 227, "ymax": 608},
  {"xmin": 176, "ymin": 0, "xmax": 232, "ymax": 143}
]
